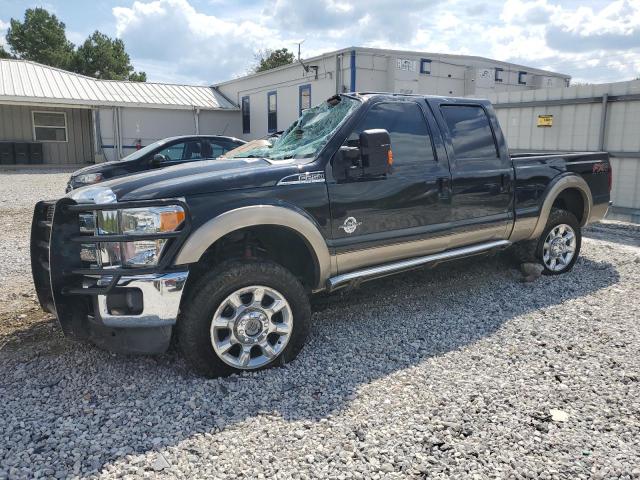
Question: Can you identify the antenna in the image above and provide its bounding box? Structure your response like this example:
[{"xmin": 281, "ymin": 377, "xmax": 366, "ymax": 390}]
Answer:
[
  {"xmin": 296, "ymin": 40, "xmax": 305, "ymax": 63},
  {"xmin": 296, "ymin": 40, "xmax": 318, "ymax": 80}
]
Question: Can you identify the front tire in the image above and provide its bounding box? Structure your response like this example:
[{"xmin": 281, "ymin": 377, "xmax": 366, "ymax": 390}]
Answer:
[{"xmin": 177, "ymin": 260, "xmax": 311, "ymax": 378}]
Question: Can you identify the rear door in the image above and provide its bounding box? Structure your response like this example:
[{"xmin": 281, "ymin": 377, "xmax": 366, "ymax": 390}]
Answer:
[
  {"xmin": 429, "ymin": 100, "xmax": 513, "ymax": 241},
  {"xmin": 327, "ymin": 100, "xmax": 452, "ymax": 272}
]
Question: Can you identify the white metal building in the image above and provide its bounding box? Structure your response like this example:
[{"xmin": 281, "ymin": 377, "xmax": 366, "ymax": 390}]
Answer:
[
  {"xmin": 483, "ymin": 79, "xmax": 640, "ymax": 221},
  {"xmin": 215, "ymin": 46, "xmax": 571, "ymax": 140},
  {"xmin": 0, "ymin": 59, "xmax": 240, "ymax": 165}
]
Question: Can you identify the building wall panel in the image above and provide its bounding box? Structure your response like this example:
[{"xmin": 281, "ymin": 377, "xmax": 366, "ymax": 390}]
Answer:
[
  {"xmin": 216, "ymin": 47, "xmax": 569, "ymax": 140},
  {"xmin": 482, "ymin": 79, "xmax": 640, "ymax": 213},
  {"xmin": 0, "ymin": 103, "xmax": 93, "ymax": 164}
]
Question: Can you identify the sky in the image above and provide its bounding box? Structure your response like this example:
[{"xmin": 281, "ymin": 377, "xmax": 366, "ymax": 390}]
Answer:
[{"xmin": 0, "ymin": 0, "xmax": 639, "ymax": 86}]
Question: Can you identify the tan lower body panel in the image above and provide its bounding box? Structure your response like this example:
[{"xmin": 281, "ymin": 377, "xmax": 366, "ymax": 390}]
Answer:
[{"xmin": 335, "ymin": 224, "xmax": 507, "ymax": 274}]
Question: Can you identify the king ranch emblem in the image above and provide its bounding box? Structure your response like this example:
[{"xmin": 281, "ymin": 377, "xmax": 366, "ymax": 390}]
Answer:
[{"xmin": 339, "ymin": 217, "xmax": 362, "ymax": 234}]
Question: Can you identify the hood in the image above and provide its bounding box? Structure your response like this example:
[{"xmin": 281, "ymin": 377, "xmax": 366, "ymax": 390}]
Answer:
[
  {"xmin": 70, "ymin": 157, "xmax": 300, "ymax": 201},
  {"xmin": 71, "ymin": 161, "xmax": 120, "ymax": 177}
]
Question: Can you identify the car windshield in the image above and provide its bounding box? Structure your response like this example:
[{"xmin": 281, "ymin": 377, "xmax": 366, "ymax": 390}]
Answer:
[
  {"xmin": 227, "ymin": 96, "xmax": 361, "ymax": 161},
  {"xmin": 118, "ymin": 138, "xmax": 170, "ymax": 162}
]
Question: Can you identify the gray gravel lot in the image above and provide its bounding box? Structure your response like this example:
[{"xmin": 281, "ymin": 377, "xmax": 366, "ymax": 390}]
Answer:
[
  {"xmin": 0, "ymin": 170, "xmax": 639, "ymax": 479},
  {"xmin": 0, "ymin": 169, "xmax": 73, "ymax": 316}
]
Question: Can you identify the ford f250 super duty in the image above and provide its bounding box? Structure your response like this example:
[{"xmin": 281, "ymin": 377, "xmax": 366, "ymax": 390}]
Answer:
[{"xmin": 31, "ymin": 93, "xmax": 611, "ymax": 377}]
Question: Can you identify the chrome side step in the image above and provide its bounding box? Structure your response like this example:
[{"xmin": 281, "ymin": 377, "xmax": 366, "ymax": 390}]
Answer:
[{"xmin": 326, "ymin": 240, "xmax": 511, "ymax": 292}]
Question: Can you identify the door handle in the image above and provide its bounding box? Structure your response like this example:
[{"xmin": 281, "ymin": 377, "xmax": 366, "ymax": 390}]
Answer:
[
  {"xmin": 437, "ymin": 177, "xmax": 450, "ymax": 201},
  {"xmin": 500, "ymin": 173, "xmax": 510, "ymax": 193}
]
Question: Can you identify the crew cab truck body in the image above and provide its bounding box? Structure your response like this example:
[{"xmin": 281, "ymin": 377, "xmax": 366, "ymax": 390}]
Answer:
[{"xmin": 31, "ymin": 93, "xmax": 611, "ymax": 377}]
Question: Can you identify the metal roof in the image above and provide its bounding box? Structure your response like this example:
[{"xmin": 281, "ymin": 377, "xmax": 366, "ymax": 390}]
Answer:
[{"xmin": 0, "ymin": 59, "xmax": 237, "ymax": 110}]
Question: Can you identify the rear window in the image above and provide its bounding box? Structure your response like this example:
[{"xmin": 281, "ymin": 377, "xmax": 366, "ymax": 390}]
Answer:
[{"xmin": 440, "ymin": 105, "xmax": 498, "ymax": 160}]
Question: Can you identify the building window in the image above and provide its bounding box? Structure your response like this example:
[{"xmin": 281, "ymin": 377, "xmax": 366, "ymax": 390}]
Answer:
[
  {"xmin": 299, "ymin": 84, "xmax": 311, "ymax": 116},
  {"xmin": 495, "ymin": 68, "xmax": 503, "ymax": 83},
  {"xmin": 420, "ymin": 59, "xmax": 431, "ymax": 75},
  {"xmin": 267, "ymin": 91, "xmax": 277, "ymax": 133},
  {"xmin": 241, "ymin": 96, "xmax": 250, "ymax": 134},
  {"xmin": 518, "ymin": 71, "xmax": 527, "ymax": 85},
  {"xmin": 32, "ymin": 111, "xmax": 67, "ymax": 142}
]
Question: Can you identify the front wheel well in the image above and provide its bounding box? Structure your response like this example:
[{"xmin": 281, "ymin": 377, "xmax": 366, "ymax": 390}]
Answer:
[{"xmin": 185, "ymin": 226, "xmax": 319, "ymax": 294}]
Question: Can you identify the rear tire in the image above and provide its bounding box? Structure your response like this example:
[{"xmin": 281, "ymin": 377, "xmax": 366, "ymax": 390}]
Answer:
[
  {"xmin": 537, "ymin": 208, "xmax": 581, "ymax": 275},
  {"xmin": 177, "ymin": 260, "xmax": 311, "ymax": 378},
  {"xmin": 513, "ymin": 208, "xmax": 581, "ymax": 275}
]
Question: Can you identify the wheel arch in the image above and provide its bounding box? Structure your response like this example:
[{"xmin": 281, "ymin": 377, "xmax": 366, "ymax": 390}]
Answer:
[
  {"xmin": 530, "ymin": 174, "xmax": 592, "ymax": 239},
  {"xmin": 173, "ymin": 205, "xmax": 332, "ymax": 290}
]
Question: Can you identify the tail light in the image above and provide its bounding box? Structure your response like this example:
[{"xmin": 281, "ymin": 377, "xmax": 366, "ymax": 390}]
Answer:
[{"xmin": 608, "ymin": 164, "xmax": 613, "ymax": 192}]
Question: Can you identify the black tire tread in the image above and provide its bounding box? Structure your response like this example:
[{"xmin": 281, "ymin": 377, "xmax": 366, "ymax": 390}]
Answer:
[
  {"xmin": 512, "ymin": 207, "xmax": 581, "ymax": 275},
  {"xmin": 177, "ymin": 259, "xmax": 311, "ymax": 378},
  {"xmin": 537, "ymin": 208, "xmax": 581, "ymax": 275}
]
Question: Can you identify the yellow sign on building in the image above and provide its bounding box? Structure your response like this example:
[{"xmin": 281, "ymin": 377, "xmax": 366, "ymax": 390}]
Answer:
[{"xmin": 537, "ymin": 114, "xmax": 553, "ymax": 127}]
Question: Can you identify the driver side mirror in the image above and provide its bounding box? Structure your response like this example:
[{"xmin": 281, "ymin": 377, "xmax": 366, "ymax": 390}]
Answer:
[
  {"xmin": 360, "ymin": 129, "xmax": 391, "ymax": 176},
  {"xmin": 151, "ymin": 154, "xmax": 168, "ymax": 167},
  {"xmin": 332, "ymin": 129, "xmax": 392, "ymax": 182}
]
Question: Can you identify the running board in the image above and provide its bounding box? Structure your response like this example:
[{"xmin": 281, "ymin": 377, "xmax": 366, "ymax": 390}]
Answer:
[{"xmin": 326, "ymin": 240, "xmax": 511, "ymax": 292}]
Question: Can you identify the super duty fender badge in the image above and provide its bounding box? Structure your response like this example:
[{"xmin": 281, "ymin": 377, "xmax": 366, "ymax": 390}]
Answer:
[
  {"xmin": 339, "ymin": 216, "xmax": 362, "ymax": 234},
  {"xmin": 593, "ymin": 163, "xmax": 609, "ymax": 174},
  {"xmin": 277, "ymin": 171, "xmax": 325, "ymax": 185}
]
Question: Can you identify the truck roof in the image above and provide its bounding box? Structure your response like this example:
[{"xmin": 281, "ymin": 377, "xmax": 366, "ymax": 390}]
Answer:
[{"xmin": 346, "ymin": 91, "xmax": 489, "ymax": 104}]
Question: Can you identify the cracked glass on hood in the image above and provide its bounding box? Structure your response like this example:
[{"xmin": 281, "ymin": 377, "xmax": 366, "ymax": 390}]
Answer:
[{"xmin": 228, "ymin": 95, "xmax": 360, "ymax": 161}]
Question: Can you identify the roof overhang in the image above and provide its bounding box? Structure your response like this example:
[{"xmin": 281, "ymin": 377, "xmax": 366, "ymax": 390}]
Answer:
[{"xmin": 0, "ymin": 96, "xmax": 239, "ymax": 111}]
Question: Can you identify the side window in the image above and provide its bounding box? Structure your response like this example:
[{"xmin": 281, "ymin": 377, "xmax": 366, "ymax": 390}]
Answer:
[
  {"xmin": 205, "ymin": 140, "xmax": 227, "ymax": 158},
  {"xmin": 345, "ymin": 102, "xmax": 435, "ymax": 171},
  {"xmin": 156, "ymin": 141, "xmax": 202, "ymax": 162},
  {"xmin": 440, "ymin": 105, "xmax": 499, "ymax": 160}
]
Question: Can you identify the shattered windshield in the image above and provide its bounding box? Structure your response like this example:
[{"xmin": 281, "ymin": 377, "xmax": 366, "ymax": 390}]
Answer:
[{"xmin": 228, "ymin": 95, "xmax": 361, "ymax": 161}]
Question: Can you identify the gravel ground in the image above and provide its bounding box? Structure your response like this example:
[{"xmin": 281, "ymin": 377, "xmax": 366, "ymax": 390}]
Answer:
[
  {"xmin": 0, "ymin": 169, "xmax": 73, "ymax": 316},
  {"xmin": 1, "ymin": 171, "xmax": 639, "ymax": 479}
]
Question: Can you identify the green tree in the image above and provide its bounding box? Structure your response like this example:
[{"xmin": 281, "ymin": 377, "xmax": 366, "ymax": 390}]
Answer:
[
  {"xmin": 0, "ymin": 45, "xmax": 14, "ymax": 59},
  {"xmin": 254, "ymin": 48, "xmax": 295, "ymax": 73},
  {"xmin": 6, "ymin": 8, "xmax": 74, "ymax": 68},
  {"xmin": 128, "ymin": 71, "xmax": 147, "ymax": 82},
  {"xmin": 73, "ymin": 31, "xmax": 146, "ymax": 81}
]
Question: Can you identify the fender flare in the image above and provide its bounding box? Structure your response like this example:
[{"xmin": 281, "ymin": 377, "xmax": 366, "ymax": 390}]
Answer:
[
  {"xmin": 530, "ymin": 174, "xmax": 593, "ymax": 239},
  {"xmin": 173, "ymin": 205, "xmax": 331, "ymax": 289}
]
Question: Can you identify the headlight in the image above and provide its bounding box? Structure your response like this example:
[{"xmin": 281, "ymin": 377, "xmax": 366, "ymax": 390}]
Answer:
[
  {"xmin": 90, "ymin": 205, "xmax": 185, "ymax": 268},
  {"xmin": 122, "ymin": 240, "xmax": 168, "ymax": 267},
  {"xmin": 120, "ymin": 206, "xmax": 186, "ymax": 235},
  {"xmin": 69, "ymin": 186, "xmax": 116, "ymax": 205},
  {"xmin": 74, "ymin": 173, "xmax": 103, "ymax": 187}
]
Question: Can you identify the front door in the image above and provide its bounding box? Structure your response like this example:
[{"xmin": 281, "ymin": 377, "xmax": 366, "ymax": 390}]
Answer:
[{"xmin": 326, "ymin": 100, "xmax": 452, "ymax": 274}]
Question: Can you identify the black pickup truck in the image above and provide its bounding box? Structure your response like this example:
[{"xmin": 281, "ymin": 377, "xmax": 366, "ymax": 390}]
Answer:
[{"xmin": 31, "ymin": 93, "xmax": 611, "ymax": 377}]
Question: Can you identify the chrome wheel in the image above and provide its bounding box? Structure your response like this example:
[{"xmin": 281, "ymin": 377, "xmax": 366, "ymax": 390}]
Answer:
[
  {"xmin": 210, "ymin": 285, "xmax": 293, "ymax": 370},
  {"xmin": 542, "ymin": 223, "xmax": 576, "ymax": 272}
]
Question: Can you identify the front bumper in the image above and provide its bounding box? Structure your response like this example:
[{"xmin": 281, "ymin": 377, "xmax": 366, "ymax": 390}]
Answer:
[
  {"xmin": 94, "ymin": 271, "xmax": 188, "ymax": 328},
  {"xmin": 31, "ymin": 198, "xmax": 192, "ymax": 353}
]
